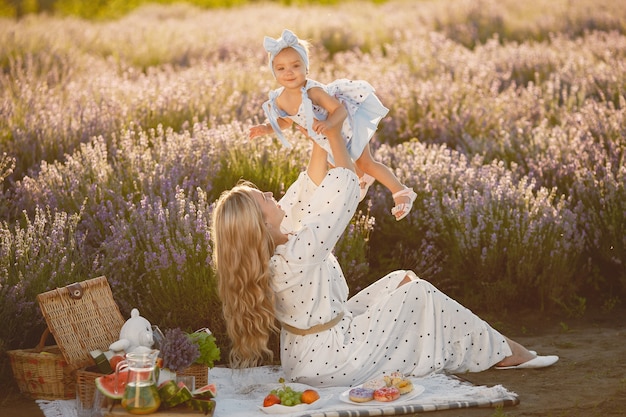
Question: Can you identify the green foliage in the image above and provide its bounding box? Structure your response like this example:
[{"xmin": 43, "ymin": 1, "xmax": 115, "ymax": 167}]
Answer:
[
  {"xmin": 209, "ymin": 134, "xmax": 307, "ymax": 200},
  {"xmin": 0, "ymin": 168, "xmax": 12, "ymax": 232},
  {"xmin": 433, "ymin": 0, "xmax": 626, "ymax": 49},
  {"xmin": 189, "ymin": 330, "xmax": 221, "ymax": 368},
  {"xmin": 0, "ymin": 0, "xmax": 382, "ymax": 19},
  {"xmin": 0, "ymin": 207, "xmax": 90, "ymax": 349},
  {"xmin": 490, "ymin": 405, "xmax": 512, "ymax": 417},
  {"xmin": 370, "ymin": 141, "xmax": 586, "ymax": 312},
  {"xmin": 553, "ymin": 296, "xmax": 587, "ymax": 319},
  {"xmin": 601, "ymin": 297, "xmax": 620, "ymax": 314},
  {"xmin": 334, "ymin": 206, "xmax": 375, "ymax": 294}
]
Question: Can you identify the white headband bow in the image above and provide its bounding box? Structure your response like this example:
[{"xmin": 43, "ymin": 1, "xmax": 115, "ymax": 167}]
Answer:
[{"xmin": 264, "ymin": 29, "xmax": 309, "ymax": 78}]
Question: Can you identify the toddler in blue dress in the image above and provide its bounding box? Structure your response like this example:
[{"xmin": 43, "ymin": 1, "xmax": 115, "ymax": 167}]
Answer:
[{"xmin": 249, "ymin": 29, "xmax": 416, "ymax": 221}]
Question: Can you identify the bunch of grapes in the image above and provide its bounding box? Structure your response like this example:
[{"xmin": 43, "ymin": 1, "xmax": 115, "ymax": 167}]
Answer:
[
  {"xmin": 269, "ymin": 385, "xmax": 303, "ymax": 406},
  {"xmin": 263, "ymin": 378, "xmax": 320, "ymax": 407}
]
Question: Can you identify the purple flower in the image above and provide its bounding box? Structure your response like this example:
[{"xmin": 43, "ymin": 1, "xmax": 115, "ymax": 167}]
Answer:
[{"xmin": 160, "ymin": 328, "xmax": 200, "ymax": 372}]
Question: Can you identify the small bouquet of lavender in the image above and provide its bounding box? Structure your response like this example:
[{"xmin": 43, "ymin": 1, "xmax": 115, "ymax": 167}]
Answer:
[{"xmin": 160, "ymin": 328, "xmax": 200, "ymax": 372}]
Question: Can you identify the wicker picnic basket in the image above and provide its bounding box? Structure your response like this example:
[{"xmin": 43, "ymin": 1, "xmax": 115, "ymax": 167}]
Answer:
[
  {"xmin": 7, "ymin": 328, "xmax": 74, "ymax": 400},
  {"xmin": 178, "ymin": 363, "xmax": 209, "ymax": 388},
  {"xmin": 75, "ymin": 368, "xmax": 106, "ymax": 409},
  {"xmin": 35, "ymin": 276, "xmax": 125, "ymax": 406},
  {"xmin": 37, "ymin": 276, "xmax": 125, "ymax": 372}
]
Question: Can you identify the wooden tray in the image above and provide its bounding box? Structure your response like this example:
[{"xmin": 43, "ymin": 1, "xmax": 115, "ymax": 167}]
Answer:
[{"xmin": 104, "ymin": 404, "xmax": 214, "ymax": 416}]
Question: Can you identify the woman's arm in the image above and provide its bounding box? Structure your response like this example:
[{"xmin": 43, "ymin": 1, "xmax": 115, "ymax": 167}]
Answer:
[
  {"xmin": 305, "ymin": 123, "xmax": 354, "ymax": 187},
  {"xmin": 325, "ymin": 124, "xmax": 354, "ymax": 173},
  {"xmin": 307, "ymin": 140, "xmax": 330, "ymax": 185},
  {"xmin": 282, "ymin": 124, "xmax": 358, "ymax": 260}
]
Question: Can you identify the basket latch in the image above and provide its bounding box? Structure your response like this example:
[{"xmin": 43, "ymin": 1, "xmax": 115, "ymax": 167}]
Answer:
[{"xmin": 66, "ymin": 282, "xmax": 84, "ymax": 299}]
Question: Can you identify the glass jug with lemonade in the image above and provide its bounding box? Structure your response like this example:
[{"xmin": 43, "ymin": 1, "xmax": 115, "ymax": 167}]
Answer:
[{"xmin": 115, "ymin": 350, "xmax": 161, "ymax": 414}]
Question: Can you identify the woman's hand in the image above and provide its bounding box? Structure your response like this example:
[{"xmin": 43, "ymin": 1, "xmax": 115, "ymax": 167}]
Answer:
[{"xmin": 396, "ymin": 274, "xmax": 412, "ymax": 288}]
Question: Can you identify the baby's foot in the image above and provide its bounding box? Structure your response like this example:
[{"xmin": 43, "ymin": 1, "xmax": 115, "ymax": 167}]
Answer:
[
  {"xmin": 358, "ymin": 174, "xmax": 375, "ymax": 202},
  {"xmin": 391, "ymin": 187, "xmax": 417, "ymax": 221}
]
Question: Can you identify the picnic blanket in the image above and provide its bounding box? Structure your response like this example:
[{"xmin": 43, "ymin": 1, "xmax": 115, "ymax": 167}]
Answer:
[{"xmin": 38, "ymin": 366, "xmax": 519, "ymax": 417}]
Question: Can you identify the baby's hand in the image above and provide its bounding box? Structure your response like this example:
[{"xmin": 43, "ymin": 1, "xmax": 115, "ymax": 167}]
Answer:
[
  {"xmin": 311, "ymin": 119, "xmax": 331, "ymax": 135},
  {"xmin": 295, "ymin": 125, "xmax": 309, "ymax": 136},
  {"xmin": 249, "ymin": 124, "xmax": 270, "ymax": 140}
]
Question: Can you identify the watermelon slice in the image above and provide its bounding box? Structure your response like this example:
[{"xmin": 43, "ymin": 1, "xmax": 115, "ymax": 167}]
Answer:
[
  {"xmin": 157, "ymin": 380, "xmax": 193, "ymax": 409},
  {"xmin": 192, "ymin": 384, "xmax": 217, "ymax": 399},
  {"xmin": 95, "ymin": 370, "xmax": 129, "ymax": 400},
  {"xmin": 188, "ymin": 398, "xmax": 216, "ymax": 415},
  {"xmin": 157, "ymin": 380, "xmax": 179, "ymax": 407}
]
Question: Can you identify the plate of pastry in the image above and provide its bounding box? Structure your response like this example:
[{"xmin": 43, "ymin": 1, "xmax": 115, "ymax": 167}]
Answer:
[{"xmin": 339, "ymin": 373, "xmax": 425, "ymax": 406}]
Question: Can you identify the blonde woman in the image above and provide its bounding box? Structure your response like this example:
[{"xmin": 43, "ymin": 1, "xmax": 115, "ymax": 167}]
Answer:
[{"xmin": 211, "ymin": 124, "xmax": 558, "ymax": 386}]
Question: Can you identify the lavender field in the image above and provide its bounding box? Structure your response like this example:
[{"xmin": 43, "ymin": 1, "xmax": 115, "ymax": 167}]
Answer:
[{"xmin": 1, "ymin": 0, "xmax": 625, "ymax": 370}]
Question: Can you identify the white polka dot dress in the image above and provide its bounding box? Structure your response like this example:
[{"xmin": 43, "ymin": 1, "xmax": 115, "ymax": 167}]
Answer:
[
  {"xmin": 273, "ymin": 168, "xmax": 512, "ymax": 388},
  {"xmin": 263, "ymin": 78, "xmax": 389, "ymax": 164}
]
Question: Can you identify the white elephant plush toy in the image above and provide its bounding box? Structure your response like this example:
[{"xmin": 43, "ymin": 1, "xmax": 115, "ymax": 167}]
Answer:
[{"xmin": 109, "ymin": 308, "xmax": 154, "ymax": 354}]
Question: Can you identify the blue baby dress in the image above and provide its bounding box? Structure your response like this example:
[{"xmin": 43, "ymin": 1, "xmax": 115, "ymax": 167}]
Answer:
[{"xmin": 262, "ymin": 79, "xmax": 389, "ymax": 163}]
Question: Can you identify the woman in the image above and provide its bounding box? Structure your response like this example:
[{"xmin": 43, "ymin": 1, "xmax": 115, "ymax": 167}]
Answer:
[{"xmin": 211, "ymin": 123, "xmax": 558, "ymax": 387}]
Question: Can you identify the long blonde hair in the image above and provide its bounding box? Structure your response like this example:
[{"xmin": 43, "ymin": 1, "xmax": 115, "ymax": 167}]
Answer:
[{"xmin": 211, "ymin": 182, "xmax": 278, "ymax": 368}]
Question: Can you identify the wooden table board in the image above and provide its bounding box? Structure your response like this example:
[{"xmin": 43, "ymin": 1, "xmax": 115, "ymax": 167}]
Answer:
[{"xmin": 104, "ymin": 405, "xmax": 213, "ymax": 416}]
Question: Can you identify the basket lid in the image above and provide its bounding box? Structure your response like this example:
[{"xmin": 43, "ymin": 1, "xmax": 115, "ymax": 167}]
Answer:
[{"xmin": 37, "ymin": 276, "xmax": 125, "ymax": 371}]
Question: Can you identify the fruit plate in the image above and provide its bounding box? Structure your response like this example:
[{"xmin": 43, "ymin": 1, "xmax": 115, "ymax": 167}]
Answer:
[
  {"xmin": 259, "ymin": 394, "xmax": 332, "ymax": 414},
  {"xmin": 339, "ymin": 380, "xmax": 425, "ymax": 406}
]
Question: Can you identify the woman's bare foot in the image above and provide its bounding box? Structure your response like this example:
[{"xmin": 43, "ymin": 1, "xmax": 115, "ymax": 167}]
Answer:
[{"xmin": 495, "ymin": 337, "xmax": 537, "ymax": 367}]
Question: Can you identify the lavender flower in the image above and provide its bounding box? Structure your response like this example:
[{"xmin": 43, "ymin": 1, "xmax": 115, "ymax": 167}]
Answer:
[
  {"xmin": 1, "ymin": 0, "xmax": 625, "ymax": 363},
  {"xmin": 160, "ymin": 328, "xmax": 200, "ymax": 372}
]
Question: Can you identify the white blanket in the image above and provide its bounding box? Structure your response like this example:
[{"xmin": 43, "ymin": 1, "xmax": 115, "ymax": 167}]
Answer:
[{"xmin": 38, "ymin": 366, "xmax": 518, "ymax": 417}]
